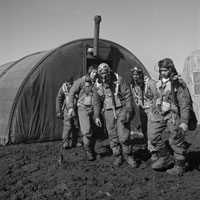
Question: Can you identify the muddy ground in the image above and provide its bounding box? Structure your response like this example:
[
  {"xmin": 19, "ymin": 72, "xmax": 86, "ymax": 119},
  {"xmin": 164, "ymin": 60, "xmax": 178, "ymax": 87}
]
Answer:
[{"xmin": 0, "ymin": 126, "xmax": 200, "ymax": 200}]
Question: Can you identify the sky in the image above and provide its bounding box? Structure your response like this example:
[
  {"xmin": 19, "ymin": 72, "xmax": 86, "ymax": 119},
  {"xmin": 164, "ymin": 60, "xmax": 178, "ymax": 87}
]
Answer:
[{"xmin": 0, "ymin": 0, "xmax": 200, "ymax": 78}]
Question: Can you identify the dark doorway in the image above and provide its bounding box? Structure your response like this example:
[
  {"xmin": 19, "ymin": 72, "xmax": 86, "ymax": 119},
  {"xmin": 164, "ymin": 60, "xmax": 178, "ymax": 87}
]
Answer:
[{"xmin": 86, "ymin": 59, "xmax": 112, "ymax": 71}]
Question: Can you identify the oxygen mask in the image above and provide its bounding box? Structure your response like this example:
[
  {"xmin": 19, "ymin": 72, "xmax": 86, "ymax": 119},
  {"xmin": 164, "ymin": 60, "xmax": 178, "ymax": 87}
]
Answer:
[
  {"xmin": 98, "ymin": 63, "xmax": 111, "ymax": 84},
  {"xmin": 100, "ymin": 72, "xmax": 111, "ymax": 84}
]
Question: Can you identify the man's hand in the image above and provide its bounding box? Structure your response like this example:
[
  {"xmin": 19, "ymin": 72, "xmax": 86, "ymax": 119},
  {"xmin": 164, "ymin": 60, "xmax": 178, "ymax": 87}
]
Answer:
[
  {"xmin": 179, "ymin": 122, "xmax": 188, "ymax": 132},
  {"xmin": 121, "ymin": 109, "xmax": 133, "ymax": 125},
  {"xmin": 57, "ymin": 112, "xmax": 63, "ymax": 119},
  {"xmin": 95, "ymin": 118, "xmax": 102, "ymax": 127},
  {"xmin": 68, "ymin": 108, "xmax": 74, "ymax": 118}
]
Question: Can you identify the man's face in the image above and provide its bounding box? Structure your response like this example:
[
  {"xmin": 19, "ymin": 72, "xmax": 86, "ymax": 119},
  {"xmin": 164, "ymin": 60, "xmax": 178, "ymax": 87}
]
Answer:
[
  {"xmin": 89, "ymin": 70, "xmax": 98, "ymax": 80},
  {"xmin": 66, "ymin": 82, "xmax": 73, "ymax": 89},
  {"xmin": 99, "ymin": 71, "xmax": 110, "ymax": 83},
  {"xmin": 132, "ymin": 71, "xmax": 141, "ymax": 82},
  {"xmin": 160, "ymin": 67, "xmax": 170, "ymax": 79}
]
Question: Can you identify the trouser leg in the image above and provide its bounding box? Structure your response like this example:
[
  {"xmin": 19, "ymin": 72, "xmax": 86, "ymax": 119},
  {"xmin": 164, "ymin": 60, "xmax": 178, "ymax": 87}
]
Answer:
[
  {"xmin": 117, "ymin": 110, "xmax": 132, "ymax": 155},
  {"xmin": 104, "ymin": 110, "xmax": 121, "ymax": 155},
  {"xmin": 147, "ymin": 118, "xmax": 166, "ymax": 152},
  {"xmin": 78, "ymin": 108, "xmax": 92, "ymax": 145},
  {"xmin": 71, "ymin": 116, "xmax": 80, "ymax": 147},
  {"xmin": 148, "ymin": 117, "xmax": 172, "ymax": 170},
  {"xmin": 104, "ymin": 110, "xmax": 123, "ymax": 166},
  {"xmin": 117, "ymin": 109, "xmax": 137, "ymax": 168},
  {"xmin": 62, "ymin": 111, "xmax": 72, "ymax": 149},
  {"xmin": 104, "ymin": 108, "xmax": 137, "ymax": 168},
  {"xmin": 166, "ymin": 118, "xmax": 186, "ymax": 175},
  {"xmin": 168, "ymin": 118, "xmax": 186, "ymax": 160},
  {"xmin": 78, "ymin": 107, "xmax": 95, "ymax": 161}
]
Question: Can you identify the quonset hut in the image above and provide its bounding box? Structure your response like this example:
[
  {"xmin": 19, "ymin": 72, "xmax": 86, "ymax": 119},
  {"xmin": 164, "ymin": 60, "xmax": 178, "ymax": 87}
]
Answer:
[
  {"xmin": 182, "ymin": 49, "xmax": 200, "ymax": 123},
  {"xmin": 0, "ymin": 16, "xmax": 150, "ymax": 145}
]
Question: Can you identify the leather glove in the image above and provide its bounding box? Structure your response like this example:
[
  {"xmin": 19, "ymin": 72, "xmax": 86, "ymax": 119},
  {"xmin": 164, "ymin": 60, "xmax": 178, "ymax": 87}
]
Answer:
[
  {"xmin": 179, "ymin": 122, "xmax": 188, "ymax": 132},
  {"xmin": 121, "ymin": 108, "xmax": 134, "ymax": 125},
  {"xmin": 95, "ymin": 118, "xmax": 102, "ymax": 127},
  {"xmin": 68, "ymin": 108, "xmax": 74, "ymax": 118},
  {"xmin": 57, "ymin": 112, "xmax": 64, "ymax": 119}
]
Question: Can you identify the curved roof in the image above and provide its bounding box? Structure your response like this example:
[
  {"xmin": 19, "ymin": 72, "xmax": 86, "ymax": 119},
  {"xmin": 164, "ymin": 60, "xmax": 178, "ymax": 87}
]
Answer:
[
  {"xmin": 0, "ymin": 51, "xmax": 51, "ymax": 143},
  {"xmin": 182, "ymin": 49, "xmax": 200, "ymax": 123},
  {"xmin": 0, "ymin": 62, "xmax": 14, "ymax": 78},
  {"xmin": 0, "ymin": 38, "xmax": 149, "ymax": 144}
]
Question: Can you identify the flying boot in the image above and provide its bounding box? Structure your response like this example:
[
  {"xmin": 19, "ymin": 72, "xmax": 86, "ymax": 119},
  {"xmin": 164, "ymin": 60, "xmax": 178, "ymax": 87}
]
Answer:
[
  {"xmin": 84, "ymin": 145, "xmax": 95, "ymax": 161},
  {"xmin": 166, "ymin": 159, "xmax": 185, "ymax": 176},
  {"xmin": 72, "ymin": 135, "xmax": 83, "ymax": 147},
  {"xmin": 124, "ymin": 153, "xmax": 137, "ymax": 168},
  {"xmin": 113, "ymin": 154, "xmax": 123, "ymax": 167},
  {"xmin": 76, "ymin": 141, "xmax": 83, "ymax": 147},
  {"xmin": 151, "ymin": 147, "xmax": 172, "ymax": 170}
]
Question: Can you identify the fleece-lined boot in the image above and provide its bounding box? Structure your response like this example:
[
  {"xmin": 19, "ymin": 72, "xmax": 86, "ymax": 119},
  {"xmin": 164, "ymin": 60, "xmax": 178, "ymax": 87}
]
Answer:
[
  {"xmin": 113, "ymin": 154, "xmax": 123, "ymax": 167},
  {"xmin": 76, "ymin": 141, "xmax": 83, "ymax": 147},
  {"xmin": 151, "ymin": 147, "xmax": 172, "ymax": 170},
  {"xmin": 166, "ymin": 159, "xmax": 185, "ymax": 176},
  {"xmin": 85, "ymin": 146, "xmax": 95, "ymax": 161},
  {"xmin": 152, "ymin": 156, "xmax": 172, "ymax": 170},
  {"xmin": 72, "ymin": 131, "xmax": 83, "ymax": 148},
  {"xmin": 124, "ymin": 154, "xmax": 137, "ymax": 168}
]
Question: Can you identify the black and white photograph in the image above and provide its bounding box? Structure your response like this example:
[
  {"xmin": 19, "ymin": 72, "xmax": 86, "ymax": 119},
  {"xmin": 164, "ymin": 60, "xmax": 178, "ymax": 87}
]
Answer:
[{"xmin": 0, "ymin": 0, "xmax": 200, "ymax": 199}]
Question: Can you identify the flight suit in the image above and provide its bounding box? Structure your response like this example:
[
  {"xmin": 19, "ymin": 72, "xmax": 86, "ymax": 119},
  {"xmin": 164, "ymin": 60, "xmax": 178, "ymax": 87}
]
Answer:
[
  {"xmin": 93, "ymin": 73, "xmax": 134, "ymax": 158},
  {"xmin": 130, "ymin": 78, "xmax": 156, "ymax": 153},
  {"xmin": 147, "ymin": 78, "xmax": 191, "ymax": 162},
  {"xmin": 68, "ymin": 76, "xmax": 95, "ymax": 159},
  {"xmin": 56, "ymin": 82, "xmax": 79, "ymax": 148}
]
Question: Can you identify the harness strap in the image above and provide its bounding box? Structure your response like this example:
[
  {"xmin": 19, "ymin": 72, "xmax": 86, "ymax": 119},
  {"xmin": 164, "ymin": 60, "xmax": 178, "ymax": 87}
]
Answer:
[{"xmin": 62, "ymin": 83, "xmax": 69, "ymax": 96}]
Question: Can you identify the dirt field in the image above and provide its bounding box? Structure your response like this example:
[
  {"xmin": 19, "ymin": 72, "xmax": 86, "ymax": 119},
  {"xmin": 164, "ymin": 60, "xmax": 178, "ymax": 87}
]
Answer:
[{"xmin": 0, "ymin": 126, "xmax": 200, "ymax": 200}]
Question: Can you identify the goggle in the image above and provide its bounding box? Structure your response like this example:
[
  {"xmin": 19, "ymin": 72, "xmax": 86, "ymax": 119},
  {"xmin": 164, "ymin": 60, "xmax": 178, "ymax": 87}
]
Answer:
[
  {"xmin": 131, "ymin": 67, "xmax": 142, "ymax": 73},
  {"xmin": 98, "ymin": 63, "xmax": 110, "ymax": 74}
]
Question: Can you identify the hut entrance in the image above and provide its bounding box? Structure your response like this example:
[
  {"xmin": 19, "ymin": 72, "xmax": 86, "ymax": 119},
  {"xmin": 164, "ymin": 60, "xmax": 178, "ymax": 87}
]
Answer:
[
  {"xmin": 86, "ymin": 58, "xmax": 112, "ymax": 71},
  {"xmin": 84, "ymin": 43, "xmax": 113, "ymax": 73}
]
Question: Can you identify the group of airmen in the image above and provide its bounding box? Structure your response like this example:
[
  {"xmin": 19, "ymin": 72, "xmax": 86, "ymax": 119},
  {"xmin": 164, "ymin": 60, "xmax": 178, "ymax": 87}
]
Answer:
[{"xmin": 56, "ymin": 58, "xmax": 193, "ymax": 176}]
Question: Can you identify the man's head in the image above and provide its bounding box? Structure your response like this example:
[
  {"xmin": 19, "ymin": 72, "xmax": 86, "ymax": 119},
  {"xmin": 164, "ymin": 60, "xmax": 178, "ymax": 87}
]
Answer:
[
  {"xmin": 88, "ymin": 64, "xmax": 98, "ymax": 81},
  {"xmin": 158, "ymin": 58, "xmax": 178, "ymax": 79},
  {"xmin": 131, "ymin": 66, "xmax": 143, "ymax": 84},
  {"xmin": 98, "ymin": 63, "xmax": 111, "ymax": 83},
  {"xmin": 66, "ymin": 77, "xmax": 74, "ymax": 89}
]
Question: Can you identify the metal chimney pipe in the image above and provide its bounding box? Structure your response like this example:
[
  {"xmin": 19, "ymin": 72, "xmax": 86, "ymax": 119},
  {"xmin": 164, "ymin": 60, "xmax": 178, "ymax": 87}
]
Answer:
[{"xmin": 93, "ymin": 15, "xmax": 101, "ymax": 57}]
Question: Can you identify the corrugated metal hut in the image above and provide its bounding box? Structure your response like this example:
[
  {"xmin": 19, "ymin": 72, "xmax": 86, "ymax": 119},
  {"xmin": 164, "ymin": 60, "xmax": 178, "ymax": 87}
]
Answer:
[
  {"xmin": 182, "ymin": 49, "xmax": 200, "ymax": 123},
  {"xmin": 0, "ymin": 38, "xmax": 150, "ymax": 145}
]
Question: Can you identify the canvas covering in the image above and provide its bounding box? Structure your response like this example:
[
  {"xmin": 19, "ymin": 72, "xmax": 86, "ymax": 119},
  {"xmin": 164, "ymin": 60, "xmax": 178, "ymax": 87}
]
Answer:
[{"xmin": 0, "ymin": 39, "xmax": 149, "ymax": 145}]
